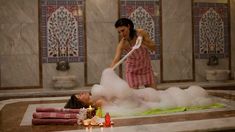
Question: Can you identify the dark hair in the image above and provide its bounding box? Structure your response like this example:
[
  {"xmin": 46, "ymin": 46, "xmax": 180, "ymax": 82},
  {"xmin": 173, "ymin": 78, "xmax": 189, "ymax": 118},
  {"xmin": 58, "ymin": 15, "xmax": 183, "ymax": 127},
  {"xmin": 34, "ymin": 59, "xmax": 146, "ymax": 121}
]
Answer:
[
  {"xmin": 115, "ymin": 18, "xmax": 136, "ymax": 40},
  {"xmin": 64, "ymin": 94, "xmax": 89, "ymax": 109}
]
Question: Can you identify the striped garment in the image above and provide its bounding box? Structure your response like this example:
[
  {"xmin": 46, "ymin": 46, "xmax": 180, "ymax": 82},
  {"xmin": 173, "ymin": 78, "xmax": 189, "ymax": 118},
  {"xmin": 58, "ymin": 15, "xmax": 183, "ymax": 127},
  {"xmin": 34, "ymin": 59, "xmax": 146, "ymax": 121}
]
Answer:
[
  {"xmin": 32, "ymin": 118, "xmax": 78, "ymax": 125},
  {"xmin": 36, "ymin": 107, "xmax": 80, "ymax": 113},
  {"xmin": 125, "ymin": 45, "xmax": 154, "ymax": 88},
  {"xmin": 33, "ymin": 112, "xmax": 78, "ymax": 119}
]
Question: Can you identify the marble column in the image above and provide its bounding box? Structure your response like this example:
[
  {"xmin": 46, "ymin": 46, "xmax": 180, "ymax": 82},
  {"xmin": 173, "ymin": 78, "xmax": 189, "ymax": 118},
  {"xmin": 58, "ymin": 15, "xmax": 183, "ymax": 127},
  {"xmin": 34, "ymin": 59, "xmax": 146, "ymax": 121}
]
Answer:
[
  {"xmin": 86, "ymin": 0, "xmax": 118, "ymax": 85},
  {"xmin": 161, "ymin": 0, "xmax": 193, "ymax": 82},
  {"xmin": 0, "ymin": 0, "xmax": 40, "ymax": 88},
  {"xmin": 230, "ymin": 0, "xmax": 235, "ymax": 79}
]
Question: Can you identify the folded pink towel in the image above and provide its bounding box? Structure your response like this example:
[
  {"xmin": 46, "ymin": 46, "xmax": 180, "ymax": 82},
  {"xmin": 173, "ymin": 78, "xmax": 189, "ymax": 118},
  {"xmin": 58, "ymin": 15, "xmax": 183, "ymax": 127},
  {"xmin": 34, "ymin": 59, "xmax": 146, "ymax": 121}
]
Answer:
[
  {"xmin": 36, "ymin": 107, "xmax": 80, "ymax": 113},
  {"xmin": 33, "ymin": 112, "xmax": 78, "ymax": 119},
  {"xmin": 32, "ymin": 118, "xmax": 78, "ymax": 125}
]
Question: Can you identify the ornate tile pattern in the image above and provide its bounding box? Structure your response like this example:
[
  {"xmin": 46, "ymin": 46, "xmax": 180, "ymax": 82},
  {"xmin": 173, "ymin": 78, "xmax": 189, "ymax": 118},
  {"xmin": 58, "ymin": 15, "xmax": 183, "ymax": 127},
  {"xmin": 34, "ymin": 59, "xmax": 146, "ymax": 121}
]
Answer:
[
  {"xmin": 119, "ymin": 0, "xmax": 161, "ymax": 60},
  {"xmin": 193, "ymin": 3, "xmax": 229, "ymax": 59},
  {"xmin": 40, "ymin": 0, "xmax": 85, "ymax": 63}
]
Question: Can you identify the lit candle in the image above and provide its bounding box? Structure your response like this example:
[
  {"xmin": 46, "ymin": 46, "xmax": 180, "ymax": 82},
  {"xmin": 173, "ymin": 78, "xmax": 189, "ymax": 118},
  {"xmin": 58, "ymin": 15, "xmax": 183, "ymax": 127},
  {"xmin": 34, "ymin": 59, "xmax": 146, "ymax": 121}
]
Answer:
[
  {"xmin": 87, "ymin": 105, "xmax": 94, "ymax": 119},
  {"xmin": 88, "ymin": 105, "xmax": 93, "ymax": 111}
]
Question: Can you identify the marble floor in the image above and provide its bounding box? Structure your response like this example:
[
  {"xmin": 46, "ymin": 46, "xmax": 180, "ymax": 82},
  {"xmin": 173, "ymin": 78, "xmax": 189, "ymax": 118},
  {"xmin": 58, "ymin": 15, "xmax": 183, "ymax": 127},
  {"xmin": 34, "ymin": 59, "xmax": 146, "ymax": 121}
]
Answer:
[{"xmin": 0, "ymin": 82, "xmax": 235, "ymax": 132}]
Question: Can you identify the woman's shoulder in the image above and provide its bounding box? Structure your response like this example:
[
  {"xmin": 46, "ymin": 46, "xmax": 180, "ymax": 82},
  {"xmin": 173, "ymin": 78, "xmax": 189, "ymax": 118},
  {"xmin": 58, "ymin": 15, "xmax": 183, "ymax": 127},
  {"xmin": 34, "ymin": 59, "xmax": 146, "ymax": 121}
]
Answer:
[
  {"xmin": 136, "ymin": 28, "xmax": 144, "ymax": 32},
  {"xmin": 118, "ymin": 38, "xmax": 130, "ymax": 49},
  {"xmin": 136, "ymin": 29, "xmax": 147, "ymax": 36}
]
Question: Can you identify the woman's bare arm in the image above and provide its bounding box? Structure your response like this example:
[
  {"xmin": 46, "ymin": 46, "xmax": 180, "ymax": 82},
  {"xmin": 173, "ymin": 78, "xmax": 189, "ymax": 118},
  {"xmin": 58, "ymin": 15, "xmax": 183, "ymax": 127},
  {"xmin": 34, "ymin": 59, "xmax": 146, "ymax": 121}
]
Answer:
[
  {"xmin": 138, "ymin": 29, "xmax": 157, "ymax": 52},
  {"xmin": 110, "ymin": 38, "xmax": 125, "ymax": 68}
]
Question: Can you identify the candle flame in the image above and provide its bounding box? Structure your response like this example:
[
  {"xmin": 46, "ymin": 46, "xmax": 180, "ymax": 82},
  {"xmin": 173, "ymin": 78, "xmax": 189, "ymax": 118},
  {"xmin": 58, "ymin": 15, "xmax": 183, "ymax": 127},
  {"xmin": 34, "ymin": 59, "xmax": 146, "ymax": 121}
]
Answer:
[{"xmin": 87, "ymin": 105, "xmax": 93, "ymax": 111}]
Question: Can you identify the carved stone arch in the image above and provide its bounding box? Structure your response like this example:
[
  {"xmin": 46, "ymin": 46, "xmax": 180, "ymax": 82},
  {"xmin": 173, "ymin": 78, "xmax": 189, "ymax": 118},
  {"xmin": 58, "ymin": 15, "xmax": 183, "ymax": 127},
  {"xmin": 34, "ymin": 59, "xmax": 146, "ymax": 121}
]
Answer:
[
  {"xmin": 47, "ymin": 6, "xmax": 79, "ymax": 58},
  {"xmin": 129, "ymin": 6, "xmax": 155, "ymax": 42},
  {"xmin": 199, "ymin": 8, "xmax": 224, "ymax": 54}
]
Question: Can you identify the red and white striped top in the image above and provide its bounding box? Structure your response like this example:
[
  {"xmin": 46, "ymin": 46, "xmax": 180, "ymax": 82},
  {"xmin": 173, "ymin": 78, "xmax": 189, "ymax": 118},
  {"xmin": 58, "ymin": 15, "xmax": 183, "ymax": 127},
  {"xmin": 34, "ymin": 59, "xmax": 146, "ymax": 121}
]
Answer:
[{"xmin": 124, "ymin": 44, "xmax": 154, "ymax": 88}]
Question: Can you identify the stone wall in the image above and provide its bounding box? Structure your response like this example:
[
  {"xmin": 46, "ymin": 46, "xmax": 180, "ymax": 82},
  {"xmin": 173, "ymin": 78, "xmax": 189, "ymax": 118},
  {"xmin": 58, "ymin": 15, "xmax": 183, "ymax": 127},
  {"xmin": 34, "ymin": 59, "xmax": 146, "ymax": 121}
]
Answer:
[{"xmin": 0, "ymin": 0, "xmax": 234, "ymax": 90}]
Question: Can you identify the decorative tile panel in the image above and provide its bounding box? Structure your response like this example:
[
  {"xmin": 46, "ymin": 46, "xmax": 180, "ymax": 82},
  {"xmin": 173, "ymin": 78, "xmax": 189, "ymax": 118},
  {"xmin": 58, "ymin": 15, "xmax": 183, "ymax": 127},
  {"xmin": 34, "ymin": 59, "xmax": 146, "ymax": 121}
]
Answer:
[
  {"xmin": 40, "ymin": 0, "xmax": 85, "ymax": 63},
  {"xmin": 193, "ymin": 2, "xmax": 229, "ymax": 59},
  {"xmin": 119, "ymin": 0, "xmax": 161, "ymax": 60}
]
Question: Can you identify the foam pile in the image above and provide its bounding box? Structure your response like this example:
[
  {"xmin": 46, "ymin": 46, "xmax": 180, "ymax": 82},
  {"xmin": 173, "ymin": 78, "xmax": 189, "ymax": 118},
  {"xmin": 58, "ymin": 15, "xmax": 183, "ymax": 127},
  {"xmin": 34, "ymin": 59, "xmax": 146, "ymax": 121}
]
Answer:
[{"xmin": 91, "ymin": 68, "xmax": 214, "ymax": 116}]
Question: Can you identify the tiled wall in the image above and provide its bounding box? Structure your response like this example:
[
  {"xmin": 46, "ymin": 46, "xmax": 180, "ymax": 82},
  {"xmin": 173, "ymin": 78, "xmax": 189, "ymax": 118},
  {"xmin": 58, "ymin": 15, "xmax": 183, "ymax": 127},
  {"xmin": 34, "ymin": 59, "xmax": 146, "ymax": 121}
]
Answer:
[
  {"xmin": 193, "ymin": 0, "xmax": 231, "ymax": 81},
  {"xmin": 193, "ymin": 2, "xmax": 229, "ymax": 59},
  {"xmin": 119, "ymin": 0, "xmax": 161, "ymax": 60},
  {"xmin": 40, "ymin": 0, "xmax": 85, "ymax": 63},
  {"xmin": 0, "ymin": 0, "xmax": 234, "ymax": 89}
]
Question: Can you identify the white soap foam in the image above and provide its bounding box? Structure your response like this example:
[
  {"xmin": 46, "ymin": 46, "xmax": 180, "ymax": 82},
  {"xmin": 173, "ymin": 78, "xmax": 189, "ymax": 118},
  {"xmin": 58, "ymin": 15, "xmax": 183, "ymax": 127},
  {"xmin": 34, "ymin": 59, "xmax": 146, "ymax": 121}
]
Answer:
[{"xmin": 91, "ymin": 68, "xmax": 214, "ymax": 116}]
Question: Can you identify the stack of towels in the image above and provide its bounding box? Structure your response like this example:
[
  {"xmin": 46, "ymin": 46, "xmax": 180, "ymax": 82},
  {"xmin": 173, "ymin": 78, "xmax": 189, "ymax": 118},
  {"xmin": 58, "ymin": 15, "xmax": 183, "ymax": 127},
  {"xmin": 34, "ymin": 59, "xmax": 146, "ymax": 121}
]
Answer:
[{"xmin": 32, "ymin": 107, "xmax": 87, "ymax": 125}]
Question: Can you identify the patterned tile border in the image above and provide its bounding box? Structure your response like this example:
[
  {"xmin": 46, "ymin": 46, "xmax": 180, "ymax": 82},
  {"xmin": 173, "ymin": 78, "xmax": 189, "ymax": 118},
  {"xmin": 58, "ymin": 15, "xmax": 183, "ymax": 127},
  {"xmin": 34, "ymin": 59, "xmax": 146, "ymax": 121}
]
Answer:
[
  {"xmin": 40, "ymin": 0, "xmax": 85, "ymax": 63},
  {"xmin": 193, "ymin": 2, "xmax": 229, "ymax": 59}
]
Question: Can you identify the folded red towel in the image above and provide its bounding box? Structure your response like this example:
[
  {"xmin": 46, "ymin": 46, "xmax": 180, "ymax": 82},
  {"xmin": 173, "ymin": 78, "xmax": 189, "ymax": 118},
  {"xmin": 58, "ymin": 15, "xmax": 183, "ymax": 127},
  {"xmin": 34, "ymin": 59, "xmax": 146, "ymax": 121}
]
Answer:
[
  {"xmin": 33, "ymin": 112, "xmax": 78, "ymax": 119},
  {"xmin": 32, "ymin": 118, "xmax": 78, "ymax": 125},
  {"xmin": 36, "ymin": 107, "xmax": 80, "ymax": 113}
]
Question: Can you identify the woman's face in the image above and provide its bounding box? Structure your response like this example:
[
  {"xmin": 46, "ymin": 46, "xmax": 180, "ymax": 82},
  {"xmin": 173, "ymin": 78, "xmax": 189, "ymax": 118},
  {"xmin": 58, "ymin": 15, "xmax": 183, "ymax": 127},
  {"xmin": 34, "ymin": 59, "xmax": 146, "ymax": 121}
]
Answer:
[
  {"xmin": 76, "ymin": 92, "xmax": 91, "ymax": 104},
  {"xmin": 117, "ymin": 25, "xmax": 130, "ymax": 39}
]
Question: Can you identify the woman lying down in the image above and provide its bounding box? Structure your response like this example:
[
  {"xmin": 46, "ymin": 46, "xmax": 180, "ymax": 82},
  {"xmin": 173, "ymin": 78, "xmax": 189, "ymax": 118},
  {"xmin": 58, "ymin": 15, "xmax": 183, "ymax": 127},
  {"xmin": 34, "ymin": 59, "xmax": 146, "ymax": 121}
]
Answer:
[
  {"xmin": 64, "ymin": 92, "xmax": 105, "ymax": 109},
  {"xmin": 65, "ymin": 68, "xmax": 215, "ymax": 116}
]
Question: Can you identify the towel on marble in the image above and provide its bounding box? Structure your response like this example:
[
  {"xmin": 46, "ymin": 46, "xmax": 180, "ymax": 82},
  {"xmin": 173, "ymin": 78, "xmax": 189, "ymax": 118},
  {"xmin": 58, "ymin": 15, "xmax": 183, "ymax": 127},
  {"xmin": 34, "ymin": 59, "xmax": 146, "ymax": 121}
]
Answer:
[
  {"xmin": 137, "ymin": 103, "xmax": 224, "ymax": 116},
  {"xmin": 36, "ymin": 107, "xmax": 80, "ymax": 113},
  {"xmin": 33, "ymin": 112, "xmax": 78, "ymax": 119},
  {"xmin": 32, "ymin": 118, "xmax": 78, "ymax": 125}
]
